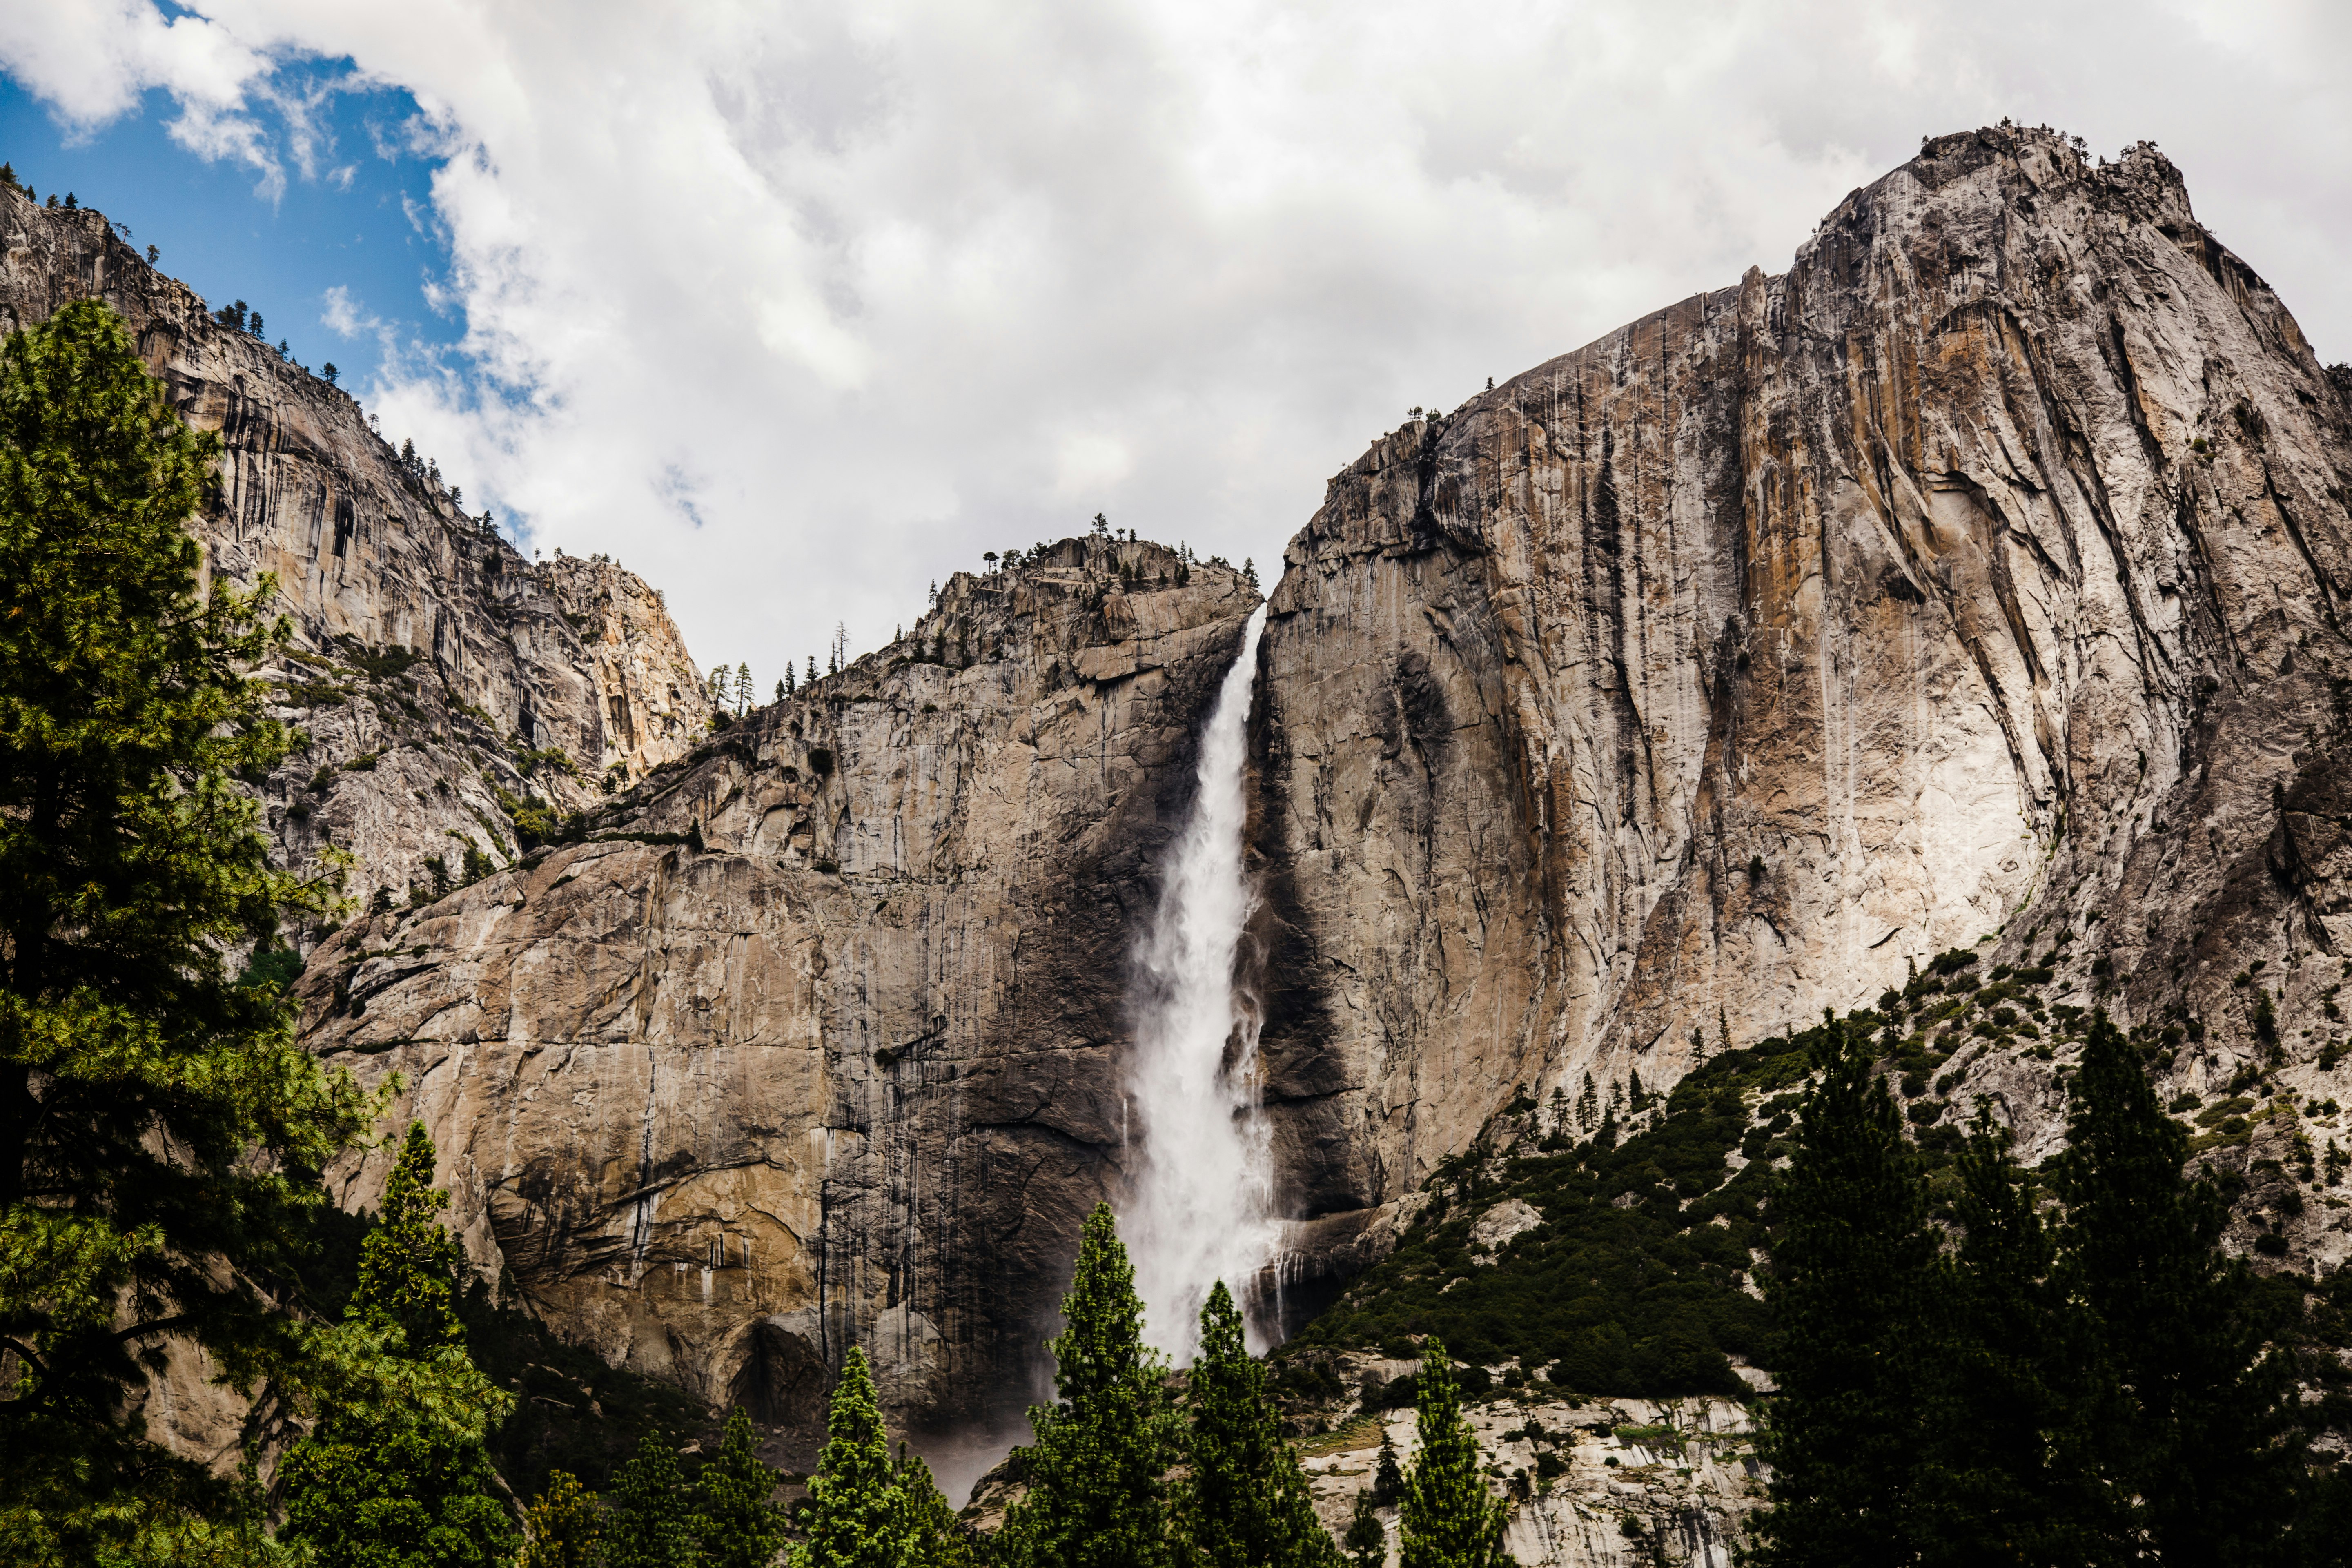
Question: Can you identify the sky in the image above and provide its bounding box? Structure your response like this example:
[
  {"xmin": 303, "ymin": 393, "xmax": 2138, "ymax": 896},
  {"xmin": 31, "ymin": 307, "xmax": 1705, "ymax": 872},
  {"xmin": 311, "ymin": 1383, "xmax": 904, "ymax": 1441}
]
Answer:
[{"xmin": 2, "ymin": 2, "xmax": 2348, "ymax": 687}]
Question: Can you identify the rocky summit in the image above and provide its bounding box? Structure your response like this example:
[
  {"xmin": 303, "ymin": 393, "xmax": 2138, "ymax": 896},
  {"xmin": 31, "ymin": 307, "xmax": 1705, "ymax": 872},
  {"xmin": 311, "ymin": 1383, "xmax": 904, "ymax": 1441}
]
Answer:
[{"xmin": 12, "ymin": 122, "xmax": 2352, "ymax": 1556}]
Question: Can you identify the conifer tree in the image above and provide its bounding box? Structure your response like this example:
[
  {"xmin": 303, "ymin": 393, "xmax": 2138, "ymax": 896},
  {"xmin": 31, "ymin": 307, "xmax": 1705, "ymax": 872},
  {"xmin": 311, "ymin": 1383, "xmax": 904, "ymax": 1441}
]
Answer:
[
  {"xmin": 604, "ymin": 1432, "xmax": 701, "ymax": 1568},
  {"xmin": 1372, "ymin": 1432, "xmax": 1403, "ymax": 1506},
  {"xmin": 699, "ymin": 1405, "xmax": 788, "ymax": 1568},
  {"xmin": 2054, "ymin": 1011, "xmax": 2298, "ymax": 1563},
  {"xmin": 1751, "ymin": 1014, "xmax": 1938, "ymax": 1568},
  {"xmin": 1179, "ymin": 1281, "xmax": 1340, "ymax": 1568},
  {"xmin": 0, "ymin": 298, "xmax": 368, "ymax": 1556},
  {"xmin": 1911, "ymin": 1110, "xmax": 2102, "ymax": 1566},
  {"xmin": 734, "ymin": 662, "xmax": 753, "ymax": 715},
  {"xmin": 1344, "ymin": 1492, "xmax": 1387, "ymax": 1568},
  {"xmin": 1000, "ymin": 1203, "xmax": 1176, "ymax": 1568},
  {"xmin": 793, "ymin": 1346, "xmax": 913, "ymax": 1568},
  {"xmin": 519, "ymin": 1470, "xmax": 601, "ymax": 1568},
  {"xmin": 899, "ymin": 1446, "xmax": 975, "ymax": 1568},
  {"xmin": 279, "ymin": 1123, "xmax": 518, "ymax": 1568},
  {"xmin": 1397, "ymin": 1339, "xmax": 1509, "ymax": 1568}
]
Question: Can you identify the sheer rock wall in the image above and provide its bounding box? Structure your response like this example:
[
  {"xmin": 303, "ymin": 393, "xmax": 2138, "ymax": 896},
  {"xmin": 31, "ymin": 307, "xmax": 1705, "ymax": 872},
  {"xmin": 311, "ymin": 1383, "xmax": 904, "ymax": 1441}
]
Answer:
[
  {"xmin": 1247, "ymin": 126, "xmax": 2352, "ymax": 1294},
  {"xmin": 0, "ymin": 186, "xmax": 711, "ymax": 914},
  {"xmin": 293, "ymin": 544, "xmax": 1261, "ymax": 1457}
]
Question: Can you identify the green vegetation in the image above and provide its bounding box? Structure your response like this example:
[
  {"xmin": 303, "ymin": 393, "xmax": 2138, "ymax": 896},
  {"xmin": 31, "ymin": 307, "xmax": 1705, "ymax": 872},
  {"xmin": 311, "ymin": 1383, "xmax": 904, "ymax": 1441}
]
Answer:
[
  {"xmin": 699, "ymin": 1405, "xmax": 790, "ymax": 1568},
  {"xmin": 517, "ymin": 1470, "xmax": 601, "ymax": 1568},
  {"xmin": 0, "ymin": 298, "xmax": 371, "ymax": 1559},
  {"xmin": 793, "ymin": 1347, "xmax": 912, "ymax": 1568},
  {"xmin": 1287, "ymin": 1027, "xmax": 1811, "ymax": 1394},
  {"xmin": 1397, "ymin": 1340, "xmax": 1510, "ymax": 1568},
  {"xmin": 1178, "ymin": 1281, "xmax": 1339, "ymax": 1568},
  {"xmin": 603, "ymin": 1434, "xmax": 699, "ymax": 1568},
  {"xmin": 1747, "ymin": 1018, "xmax": 1937, "ymax": 1567},
  {"xmin": 1755, "ymin": 1009, "xmax": 2345, "ymax": 1561},
  {"xmin": 999, "ymin": 1204, "xmax": 1177, "ymax": 1568},
  {"xmin": 279, "ymin": 1124, "xmax": 518, "ymax": 1568}
]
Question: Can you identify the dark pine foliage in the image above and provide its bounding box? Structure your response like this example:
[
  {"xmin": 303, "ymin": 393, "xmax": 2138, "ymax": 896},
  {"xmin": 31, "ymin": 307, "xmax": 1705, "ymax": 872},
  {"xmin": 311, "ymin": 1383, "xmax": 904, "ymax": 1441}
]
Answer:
[
  {"xmin": 1287, "ymin": 1029, "xmax": 1815, "ymax": 1396},
  {"xmin": 1748, "ymin": 1016, "xmax": 1940, "ymax": 1568},
  {"xmin": 2053, "ymin": 1012, "xmax": 2303, "ymax": 1564}
]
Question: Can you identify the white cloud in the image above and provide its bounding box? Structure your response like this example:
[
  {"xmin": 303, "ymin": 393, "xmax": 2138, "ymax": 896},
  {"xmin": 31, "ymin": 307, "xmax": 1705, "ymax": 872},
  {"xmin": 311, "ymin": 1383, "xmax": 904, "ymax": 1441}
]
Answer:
[
  {"xmin": 318, "ymin": 283, "xmax": 373, "ymax": 337},
  {"xmin": 7, "ymin": 0, "xmax": 2352, "ymax": 682}
]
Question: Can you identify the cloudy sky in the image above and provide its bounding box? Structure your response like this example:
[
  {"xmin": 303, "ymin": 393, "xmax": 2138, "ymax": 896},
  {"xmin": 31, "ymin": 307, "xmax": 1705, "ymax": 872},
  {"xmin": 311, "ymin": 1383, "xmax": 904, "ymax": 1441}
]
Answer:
[{"xmin": 3, "ymin": 2, "xmax": 2347, "ymax": 684}]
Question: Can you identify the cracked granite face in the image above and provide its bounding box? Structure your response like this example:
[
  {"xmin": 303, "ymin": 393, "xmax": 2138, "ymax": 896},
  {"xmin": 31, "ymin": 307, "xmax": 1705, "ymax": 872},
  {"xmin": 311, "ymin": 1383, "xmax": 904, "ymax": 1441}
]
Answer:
[{"xmin": 1246, "ymin": 125, "xmax": 2352, "ymax": 1281}]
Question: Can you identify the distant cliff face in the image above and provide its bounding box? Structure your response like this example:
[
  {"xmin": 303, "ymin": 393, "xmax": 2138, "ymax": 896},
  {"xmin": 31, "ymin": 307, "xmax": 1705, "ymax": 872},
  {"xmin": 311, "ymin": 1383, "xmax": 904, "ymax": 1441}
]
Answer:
[
  {"xmin": 1250, "ymin": 125, "xmax": 2352, "ymax": 1283},
  {"xmin": 293, "ymin": 542, "xmax": 1260, "ymax": 1457},
  {"xmin": 0, "ymin": 187, "xmax": 711, "ymax": 919}
]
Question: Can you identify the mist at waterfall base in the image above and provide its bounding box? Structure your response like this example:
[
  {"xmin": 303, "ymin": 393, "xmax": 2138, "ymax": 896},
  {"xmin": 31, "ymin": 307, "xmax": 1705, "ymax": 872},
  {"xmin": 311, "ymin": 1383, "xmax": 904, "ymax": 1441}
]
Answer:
[{"xmin": 1125, "ymin": 606, "xmax": 1284, "ymax": 1365}]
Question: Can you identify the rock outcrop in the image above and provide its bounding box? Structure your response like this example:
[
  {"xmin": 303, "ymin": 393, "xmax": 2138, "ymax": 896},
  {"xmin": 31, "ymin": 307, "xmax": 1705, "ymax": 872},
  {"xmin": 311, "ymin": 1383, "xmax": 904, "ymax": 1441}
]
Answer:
[
  {"xmin": 293, "ymin": 543, "xmax": 1261, "ymax": 1462},
  {"xmin": 1248, "ymin": 126, "xmax": 2352, "ymax": 1296},
  {"xmin": 0, "ymin": 186, "xmax": 712, "ymax": 921}
]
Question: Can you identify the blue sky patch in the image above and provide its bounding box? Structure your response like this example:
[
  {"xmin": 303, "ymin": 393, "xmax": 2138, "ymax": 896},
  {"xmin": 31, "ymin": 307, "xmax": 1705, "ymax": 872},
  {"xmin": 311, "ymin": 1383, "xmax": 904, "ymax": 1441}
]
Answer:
[{"xmin": 0, "ymin": 65, "xmax": 460, "ymax": 392}]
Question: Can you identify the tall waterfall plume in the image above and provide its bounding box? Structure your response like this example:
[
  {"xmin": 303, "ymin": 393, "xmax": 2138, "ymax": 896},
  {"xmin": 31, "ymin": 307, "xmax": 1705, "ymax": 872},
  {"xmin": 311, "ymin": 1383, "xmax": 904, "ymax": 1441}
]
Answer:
[{"xmin": 1127, "ymin": 605, "xmax": 1277, "ymax": 1363}]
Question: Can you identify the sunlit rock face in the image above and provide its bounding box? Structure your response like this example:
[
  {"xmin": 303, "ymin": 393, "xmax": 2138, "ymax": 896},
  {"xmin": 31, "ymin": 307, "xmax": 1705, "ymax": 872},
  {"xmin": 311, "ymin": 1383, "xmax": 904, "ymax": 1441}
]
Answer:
[
  {"xmin": 293, "ymin": 544, "xmax": 1262, "ymax": 1460},
  {"xmin": 1249, "ymin": 124, "xmax": 2352, "ymax": 1276},
  {"xmin": 0, "ymin": 186, "xmax": 711, "ymax": 914}
]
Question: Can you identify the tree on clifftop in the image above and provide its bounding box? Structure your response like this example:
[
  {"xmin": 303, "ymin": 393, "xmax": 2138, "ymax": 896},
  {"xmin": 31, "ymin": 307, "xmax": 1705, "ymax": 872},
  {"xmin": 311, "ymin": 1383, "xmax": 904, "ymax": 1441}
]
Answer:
[
  {"xmin": 0, "ymin": 298, "xmax": 370, "ymax": 1561},
  {"xmin": 999, "ymin": 1203, "xmax": 1176, "ymax": 1568}
]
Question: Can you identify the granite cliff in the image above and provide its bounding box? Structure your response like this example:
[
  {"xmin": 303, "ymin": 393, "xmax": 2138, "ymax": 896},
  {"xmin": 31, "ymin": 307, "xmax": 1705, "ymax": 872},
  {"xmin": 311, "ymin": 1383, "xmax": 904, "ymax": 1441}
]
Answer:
[
  {"xmin": 0, "ymin": 183, "xmax": 711, "ymax": 932},
  {"xmin": 293, "ymin": 543, "xmax": 1262, "ymax": 1466},
  {"xmin": 285, "ymin": 125, "xmax": 2352, "ymax": 1474},
  {"xmin": 1249, "ymin": 124, "xmax": 2352, "ymax": 1289}
]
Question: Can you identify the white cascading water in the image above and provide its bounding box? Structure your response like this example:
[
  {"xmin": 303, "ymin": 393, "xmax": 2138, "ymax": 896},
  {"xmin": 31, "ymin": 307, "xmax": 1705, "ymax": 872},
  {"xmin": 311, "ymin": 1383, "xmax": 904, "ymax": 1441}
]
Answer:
[{"xmin": 1126, "ymin": 606, "xmax": 1278, "ymax": 1364}]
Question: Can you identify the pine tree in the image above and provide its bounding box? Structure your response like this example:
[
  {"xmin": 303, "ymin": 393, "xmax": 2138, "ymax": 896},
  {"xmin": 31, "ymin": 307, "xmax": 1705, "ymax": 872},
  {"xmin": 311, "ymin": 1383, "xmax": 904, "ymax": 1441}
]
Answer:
[
  {"xmin": 793, "ymin": 1345, "xmax": 913, "ymax": 1568},
  {"xmin": 899, "ymin": 1446, "xmax": 975, "ymax": 1568},
  {"xmin": 1397, "ymin": 1339, "xmax": 1509, "ymax": 1568},
  {"xmin": 734, "ymin": 662, "xmax": 753, "ymax": 715},
  {"xmin": 1372, "ymin": 1433, "xmax": 1403, "ymax": 1506},
  {"xmin": 699, "ymin": 1405, "xmax": 787, "ymax": 1568},
  {"xmin": 2054, "ymin": 1011, "xmax": 2298, "ymax": 1563},
  {"xmin": 1179, "ymin": 1281, "xmax": 1340, "ymax": 1568},
  {"xmin": 999, "ymin": 1203, "xmax": 1176, "ymax": 1568},
  {"xmin": 604, "ymin": 1432, "xmax": 701, "ymax": 1568},
  {"xmin": 519, "ymin": 1470, "xmax": 601, "ymax": 1568},
  {"xmin": 0, "ymin": 299, "xmax": 368, "ymax": 1555},
  {"xmin": 279, "ymin": 1123, "xmax": 518, "ymax": 1568},
  {"xmin": 1752, "ymin": 1015, "xmax": 1938, "ymax": 1568},
  {"xmin": 1911, "ymin": 1110, "xmax": 2103, "ymax": 1566},
  {"xmin": 1344, "ymin": 1492, "xmax": 1387, "ymax": 1568}
]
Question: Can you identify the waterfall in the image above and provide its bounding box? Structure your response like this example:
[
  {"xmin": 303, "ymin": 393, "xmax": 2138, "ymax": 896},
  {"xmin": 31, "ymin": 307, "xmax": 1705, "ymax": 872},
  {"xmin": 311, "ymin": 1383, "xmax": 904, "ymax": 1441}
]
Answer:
[{"xmin": 1126, "ymin": 605, "xmax": 1277, "ymax": 1364}]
